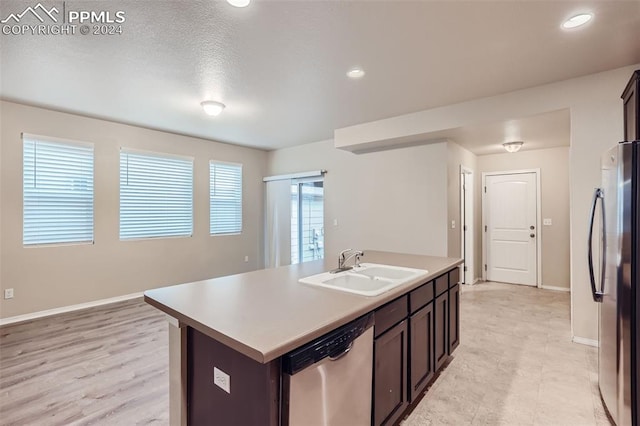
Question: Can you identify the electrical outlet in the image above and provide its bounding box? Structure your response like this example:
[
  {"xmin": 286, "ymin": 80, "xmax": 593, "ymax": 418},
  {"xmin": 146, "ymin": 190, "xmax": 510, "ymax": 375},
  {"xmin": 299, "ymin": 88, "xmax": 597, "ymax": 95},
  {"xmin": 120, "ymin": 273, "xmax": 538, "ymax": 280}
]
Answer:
[
  {"xmin": 214, "ymin": 367, "xmax": 230, "ymax": 393},
  {"xmin": 451, "ymin": 220, "xmax": 456, "ymax": 229},
  {"xmin": 4, "ymin": 288, "xmax": 14, "ymax": 299},
  {"xmin": 244, "ymin": 255, "xmax": 249, "ymax": 263},
  {"xmin": 333, "ymin": 219, "xmax": 338, "ymax": 226},
  {"xmin": 543, "ymin": 218, "xmax": 552, "ymax": 226}
]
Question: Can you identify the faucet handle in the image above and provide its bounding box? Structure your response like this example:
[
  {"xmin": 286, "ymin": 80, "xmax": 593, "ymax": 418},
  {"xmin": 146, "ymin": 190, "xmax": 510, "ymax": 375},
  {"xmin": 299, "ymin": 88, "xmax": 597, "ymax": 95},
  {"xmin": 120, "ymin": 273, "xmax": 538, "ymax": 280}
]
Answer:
[
  {"xmin": 339, "ymin": 248, "xmax": 354, "ymax": 258},
  {"xmin": 354, "ymin": 251, "xmax": 364, "ymax": 267}
]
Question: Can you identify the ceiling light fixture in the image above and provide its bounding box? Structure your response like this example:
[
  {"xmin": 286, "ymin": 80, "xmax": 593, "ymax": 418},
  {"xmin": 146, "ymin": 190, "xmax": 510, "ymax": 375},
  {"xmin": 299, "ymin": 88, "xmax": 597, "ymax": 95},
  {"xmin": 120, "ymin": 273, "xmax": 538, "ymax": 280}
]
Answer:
[
  {"xmin": 503, "ymin": 141, "xmax": 524, "ymax": 153},
  {"xmin": 227, "ymin": 0, "xmax": 250, "ymax": 7},
  {"xmin": 201, "ymin": 101, "xmax": 225, "ymax": 116},
  {"xmin": 347, "ymin": 68, "xmax": 365, "ymax": 79},
  {"xmin": 562, "ymin": 13, "xmax": 593, "ymax": 29}
]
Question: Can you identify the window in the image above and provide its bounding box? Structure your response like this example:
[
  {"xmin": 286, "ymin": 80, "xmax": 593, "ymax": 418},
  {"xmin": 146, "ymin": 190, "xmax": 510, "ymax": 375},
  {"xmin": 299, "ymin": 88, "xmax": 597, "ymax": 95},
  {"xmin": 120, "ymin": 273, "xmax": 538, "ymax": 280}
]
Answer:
[
  {"xmin": 291, "ymin": 179, "xmax": 324, "ymax": 264},
  {"xmin": 210, "ymin": 161, "xmax": 242, "ymax": 235},
  {"xmin": 120, "ymin": 149, "xmax": 193, "ymax": 239},
  {"xmin": 23, "ymin": 134, "xmax": 94, "ymax": 246}
]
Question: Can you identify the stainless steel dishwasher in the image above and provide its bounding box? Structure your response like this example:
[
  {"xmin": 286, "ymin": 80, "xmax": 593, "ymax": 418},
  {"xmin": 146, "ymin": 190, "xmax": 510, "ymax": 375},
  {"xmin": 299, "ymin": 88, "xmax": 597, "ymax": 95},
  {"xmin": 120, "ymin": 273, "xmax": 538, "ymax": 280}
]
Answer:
[{"xmin": 282, "ymin": 313, "xmax": 374, "ymax": 426}]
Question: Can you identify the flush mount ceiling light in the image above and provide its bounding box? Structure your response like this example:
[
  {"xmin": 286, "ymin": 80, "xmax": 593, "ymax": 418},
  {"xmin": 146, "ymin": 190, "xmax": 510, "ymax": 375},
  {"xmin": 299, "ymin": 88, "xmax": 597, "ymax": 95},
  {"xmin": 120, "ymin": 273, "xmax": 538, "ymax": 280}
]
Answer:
[
  {"xmin": 227, "ymin": 0, "xmax": 250, "ymax": 7},
  {"xmin": 503, "ymin": 141, "xmax": 524, "ymax": 153},
  {"xmin": 347, "ymin": 68, "xmax": 365, "ymax": 79},
  {"xmin": 562, "ymin": 13, "xmax": 593, "ymax": 29},
  {"xmin": 201, "ymin": 101, "xmax": 225, "ymax": 116}
]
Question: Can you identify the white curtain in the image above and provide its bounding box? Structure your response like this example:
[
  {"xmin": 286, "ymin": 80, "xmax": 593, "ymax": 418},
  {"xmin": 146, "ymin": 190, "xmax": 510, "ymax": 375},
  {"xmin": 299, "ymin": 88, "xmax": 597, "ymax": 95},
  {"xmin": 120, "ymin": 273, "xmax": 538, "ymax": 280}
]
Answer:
[{"xmin": 264, "ymin": 179, "xmax": 292, "ymax": 268}]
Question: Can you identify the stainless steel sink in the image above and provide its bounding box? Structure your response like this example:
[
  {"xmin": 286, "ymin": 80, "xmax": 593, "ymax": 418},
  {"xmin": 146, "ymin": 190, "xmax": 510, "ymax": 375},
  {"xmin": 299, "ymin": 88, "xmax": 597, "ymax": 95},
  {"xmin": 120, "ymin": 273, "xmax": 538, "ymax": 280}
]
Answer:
[{"xmin": 299, "ymin": 263, "xmax": 428, "ymax": 296}]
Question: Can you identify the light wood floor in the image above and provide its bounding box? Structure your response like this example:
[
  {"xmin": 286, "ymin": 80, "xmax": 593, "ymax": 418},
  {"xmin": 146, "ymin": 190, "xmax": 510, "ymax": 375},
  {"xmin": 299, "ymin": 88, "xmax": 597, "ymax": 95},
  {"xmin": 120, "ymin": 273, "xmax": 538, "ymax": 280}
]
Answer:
[
  {"xmin": 0, "ymin": 299, "xmax": 169, "ymax": 425},
  {"xmin": 0, "ymin": 283, "xmax": 612, "ymax": 425}
]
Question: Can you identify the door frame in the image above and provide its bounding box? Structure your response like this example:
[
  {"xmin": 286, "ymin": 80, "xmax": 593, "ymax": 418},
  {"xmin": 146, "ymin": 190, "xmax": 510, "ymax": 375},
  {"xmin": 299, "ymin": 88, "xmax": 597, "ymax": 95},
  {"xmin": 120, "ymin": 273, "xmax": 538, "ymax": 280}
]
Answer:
[
  {"xmin": 460, "ymin": 165, "xmax": 474, "ymax": 285},
  {"xmin": 481, "ymin": 169, "xmax": 542, "ymax": 288}
]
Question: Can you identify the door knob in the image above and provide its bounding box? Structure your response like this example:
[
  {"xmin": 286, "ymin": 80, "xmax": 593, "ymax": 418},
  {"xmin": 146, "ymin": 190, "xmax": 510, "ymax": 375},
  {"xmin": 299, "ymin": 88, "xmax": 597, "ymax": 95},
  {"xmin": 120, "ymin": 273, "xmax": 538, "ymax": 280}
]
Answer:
[
  {"xmin": 530, "ymin": 233, "xmax": 535, "ymax": 238},
  {"xmin": 530, "ymin": 225, "xmax": 535, "ymax": 230}
]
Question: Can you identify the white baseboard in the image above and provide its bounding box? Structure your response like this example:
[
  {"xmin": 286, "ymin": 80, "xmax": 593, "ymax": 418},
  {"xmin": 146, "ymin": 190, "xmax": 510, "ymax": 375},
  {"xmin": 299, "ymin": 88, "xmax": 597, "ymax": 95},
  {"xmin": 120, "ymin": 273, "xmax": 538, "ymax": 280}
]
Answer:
[
  {"xmin": 541, "ymin": 285, "xmax": 570, "ymax": 292},
  {"xmin": 572, "ymin": 336, "xmax": 599, "ymax": 347},
  {"xmin": 0, "ymin": 292, "xmax": 144, "ymax": 327}
]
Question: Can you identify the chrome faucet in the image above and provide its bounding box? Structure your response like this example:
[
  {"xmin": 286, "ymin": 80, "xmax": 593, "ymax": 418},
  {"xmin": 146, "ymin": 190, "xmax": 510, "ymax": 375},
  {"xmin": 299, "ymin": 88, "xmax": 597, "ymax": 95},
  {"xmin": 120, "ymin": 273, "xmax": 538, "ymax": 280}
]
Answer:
[{"xmin": 331, "ymin": 249, "xmax": 364, "ymax": 273}]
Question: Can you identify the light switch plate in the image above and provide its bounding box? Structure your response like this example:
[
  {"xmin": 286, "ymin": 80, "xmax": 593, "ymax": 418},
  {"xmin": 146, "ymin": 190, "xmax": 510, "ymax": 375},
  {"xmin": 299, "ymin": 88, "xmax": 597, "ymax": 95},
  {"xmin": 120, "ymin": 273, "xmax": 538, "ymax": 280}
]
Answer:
[
  {"xmin": 214, "ymin": 367, "xmax": 230, "ymax": 393},
  {"xmin": 4, "ymin": 288, "xmax": 14, "ymax": 299},
  {"xmin": 543, "ymin": 218, "xmax": 552, "ymax": 226}
]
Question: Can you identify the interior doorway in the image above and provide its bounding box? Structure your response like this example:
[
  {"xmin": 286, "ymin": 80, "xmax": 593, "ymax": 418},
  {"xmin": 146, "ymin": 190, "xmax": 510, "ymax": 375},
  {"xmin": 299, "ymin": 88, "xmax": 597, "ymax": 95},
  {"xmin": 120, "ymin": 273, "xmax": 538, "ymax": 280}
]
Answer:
[
  {"xmin": 460, "ymin": 166, "xmax": 474, "ymax": 284},
  {"xmin": 482, "ymin": 170, "xmax": 541, "ymax": 287}
]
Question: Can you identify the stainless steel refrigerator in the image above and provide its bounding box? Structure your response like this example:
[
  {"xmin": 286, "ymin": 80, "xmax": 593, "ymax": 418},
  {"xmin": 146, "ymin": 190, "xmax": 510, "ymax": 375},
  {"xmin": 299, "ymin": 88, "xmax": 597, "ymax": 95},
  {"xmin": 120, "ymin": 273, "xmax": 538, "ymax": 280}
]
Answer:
[{"xmin": 588, "ymin": 140, "xmax": 640, "ymax": 426}]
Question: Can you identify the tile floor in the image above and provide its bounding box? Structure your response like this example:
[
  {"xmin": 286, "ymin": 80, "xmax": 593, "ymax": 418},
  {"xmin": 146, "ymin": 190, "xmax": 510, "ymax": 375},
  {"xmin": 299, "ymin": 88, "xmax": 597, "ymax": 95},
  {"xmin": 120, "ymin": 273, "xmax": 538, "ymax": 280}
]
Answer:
[
  {"xmin": 403, "ymin": 281, "xmax": 611, "ymax": 426},
  {"xmin": 0, "ymin": 280, "xmax": 612, "ymax": 425}
]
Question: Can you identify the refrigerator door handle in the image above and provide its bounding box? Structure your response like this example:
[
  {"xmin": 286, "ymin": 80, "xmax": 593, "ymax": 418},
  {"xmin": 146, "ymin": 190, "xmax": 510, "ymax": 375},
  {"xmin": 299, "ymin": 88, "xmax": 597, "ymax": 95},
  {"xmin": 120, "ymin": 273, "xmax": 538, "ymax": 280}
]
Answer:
[{"xmin": 587, "ymin": 188, "xmax": 605, "ymax": 302}]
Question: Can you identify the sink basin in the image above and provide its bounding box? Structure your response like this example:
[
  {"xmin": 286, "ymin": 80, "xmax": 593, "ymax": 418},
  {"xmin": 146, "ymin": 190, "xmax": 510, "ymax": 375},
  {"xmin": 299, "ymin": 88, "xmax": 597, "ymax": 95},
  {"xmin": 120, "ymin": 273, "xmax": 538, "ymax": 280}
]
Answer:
[
  {"xmin": 299, "ymin": 263, "xmax": 428, "ymax": 297},
  {"xmin": 354, "ymin": 266, "xmax": 417, "ymax": 280}
]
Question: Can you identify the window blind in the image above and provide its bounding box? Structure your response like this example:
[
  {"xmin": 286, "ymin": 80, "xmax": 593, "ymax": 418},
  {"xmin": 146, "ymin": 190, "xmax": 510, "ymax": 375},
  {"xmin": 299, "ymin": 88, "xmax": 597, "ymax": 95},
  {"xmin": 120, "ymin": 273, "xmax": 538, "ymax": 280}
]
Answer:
[
  {"xmin": 210, "ymin": 161, "xmax": 242, "ymax": 235},
  {"xmin": 120, "ymin": 149, "xmax": 193, "ymax": 239},
  {"xmin": 23, "ymin": 135, "xmax": 94, "ymax": 246}
]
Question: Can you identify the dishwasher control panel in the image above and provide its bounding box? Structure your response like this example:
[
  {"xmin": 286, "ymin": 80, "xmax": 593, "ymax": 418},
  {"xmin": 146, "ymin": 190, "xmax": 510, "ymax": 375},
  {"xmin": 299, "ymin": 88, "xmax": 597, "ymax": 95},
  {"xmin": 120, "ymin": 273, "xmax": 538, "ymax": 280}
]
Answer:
[{"xmin": 283, "ymin": 312, "xmax": 374, "ymax": 375}]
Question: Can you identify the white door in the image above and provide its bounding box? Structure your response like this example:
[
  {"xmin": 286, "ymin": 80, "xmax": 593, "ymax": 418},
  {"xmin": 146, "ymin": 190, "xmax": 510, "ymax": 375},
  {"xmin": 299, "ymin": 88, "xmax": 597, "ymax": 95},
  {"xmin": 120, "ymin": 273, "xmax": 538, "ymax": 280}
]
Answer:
[
  {"xmin": 460, "ymin": 168, "xmax": 474, "ymax": 285},
  {"xmin": 485, "ymin": 172, "xmax": 538, "ymax": 286}
]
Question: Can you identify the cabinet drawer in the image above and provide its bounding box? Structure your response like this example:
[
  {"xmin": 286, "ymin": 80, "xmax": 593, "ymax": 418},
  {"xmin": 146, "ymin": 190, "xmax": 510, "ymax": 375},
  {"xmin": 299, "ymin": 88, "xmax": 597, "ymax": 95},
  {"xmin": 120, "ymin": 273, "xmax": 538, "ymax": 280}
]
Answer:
[
  {"xmin": 449, "ymin": 267, "xmax": 460, "ymax": 288},
  {"xmin": 374, "ymin": 296, "xmax": 408, "ymax": 338},
  {"xmin": 435, "ymin": 274, "xmax": 448, "ymax": 296},
  {"xmin": 409, "ymin": 280, "xmax": 434, "ymax": 313}
]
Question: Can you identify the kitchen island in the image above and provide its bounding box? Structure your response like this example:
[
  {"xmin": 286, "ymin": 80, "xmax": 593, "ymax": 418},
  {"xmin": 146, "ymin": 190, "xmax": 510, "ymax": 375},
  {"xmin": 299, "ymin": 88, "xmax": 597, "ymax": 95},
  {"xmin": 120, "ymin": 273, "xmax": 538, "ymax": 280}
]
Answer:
[{"xmin": 144, "ymin": 250, "xmax": 462, "ymax": 425}]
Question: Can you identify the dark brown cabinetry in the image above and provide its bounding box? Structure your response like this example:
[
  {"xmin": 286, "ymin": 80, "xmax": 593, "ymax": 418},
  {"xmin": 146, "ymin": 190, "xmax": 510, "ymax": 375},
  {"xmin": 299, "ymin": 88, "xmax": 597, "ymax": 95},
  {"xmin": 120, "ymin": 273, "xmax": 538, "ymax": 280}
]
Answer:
[
  {"xmin": 373, "ymin": 320, "xmax": 408, "ymax": 426},
  {"xmin": 622, "ymin": 70, "xmax": 639, "ymax": 141},
  {"xmin": 409, "ymin": 302, "xmax": 434, "ymax": 402},
  {"xmin": 434, "ymin": 290, "xmax": 449, "ymax": 371},
  {"xmin": 372, "ymin": 267, "xmax": 461, "ymax": 425},
  {"xmin": 448, "ymin": 283, "xmax": 460, "ymax": 354}
]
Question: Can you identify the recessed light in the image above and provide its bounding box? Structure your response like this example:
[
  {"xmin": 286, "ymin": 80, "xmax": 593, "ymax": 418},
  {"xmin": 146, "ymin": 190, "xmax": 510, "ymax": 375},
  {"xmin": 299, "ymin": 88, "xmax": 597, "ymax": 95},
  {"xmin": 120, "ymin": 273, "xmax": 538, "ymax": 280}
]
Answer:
[
  {"xmin": 227, "ymin": 0, "xmax": 250, "ymax": 7},
  {"xmin": 562, "ymin": 13, "xmax": 593, "ymax": 29},
  {"xmin": 347, "ymin": 68, "xmax": 365, "ymax": 79},
  {"xmin": 201, "ymin": 101, "xmax": 225, "ymax": 116}
]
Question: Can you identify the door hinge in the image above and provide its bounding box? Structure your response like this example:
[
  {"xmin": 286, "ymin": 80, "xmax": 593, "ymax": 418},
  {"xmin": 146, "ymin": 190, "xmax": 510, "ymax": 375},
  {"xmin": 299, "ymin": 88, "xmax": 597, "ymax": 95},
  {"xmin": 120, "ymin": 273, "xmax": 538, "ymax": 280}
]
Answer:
[
  {"xmin": 484, "ymin": 264, "xmax": 487, "ymax": 271},
  {"xmin": 464, "ymin": 266, "xmax": 468, "ymax": 272},
  {"xmin": 484, "ymin": 186, "xmax": 487, "ymax": 193},
  {"xmin": 463, "ymin": 225, "xmax": 467, "ymax": 231},
  {"xmin": 484, "ymin": 225, "xmax": 487, "ymax": 232}
]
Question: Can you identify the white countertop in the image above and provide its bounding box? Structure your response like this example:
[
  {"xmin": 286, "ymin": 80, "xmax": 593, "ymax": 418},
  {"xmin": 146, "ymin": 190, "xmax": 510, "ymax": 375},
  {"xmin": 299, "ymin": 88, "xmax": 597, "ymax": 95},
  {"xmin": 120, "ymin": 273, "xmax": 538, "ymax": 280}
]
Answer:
[{"xmin": 144, "ymin": 250, "xmax": 462, "ymax": 363}]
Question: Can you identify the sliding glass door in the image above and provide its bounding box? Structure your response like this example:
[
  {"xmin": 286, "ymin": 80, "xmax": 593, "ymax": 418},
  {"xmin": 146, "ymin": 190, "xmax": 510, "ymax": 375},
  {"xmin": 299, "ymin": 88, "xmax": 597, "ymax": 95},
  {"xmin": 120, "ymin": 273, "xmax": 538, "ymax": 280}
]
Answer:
[{"xmin": 291, "ymin": 179, "xmax": 324, "ymax": 264}]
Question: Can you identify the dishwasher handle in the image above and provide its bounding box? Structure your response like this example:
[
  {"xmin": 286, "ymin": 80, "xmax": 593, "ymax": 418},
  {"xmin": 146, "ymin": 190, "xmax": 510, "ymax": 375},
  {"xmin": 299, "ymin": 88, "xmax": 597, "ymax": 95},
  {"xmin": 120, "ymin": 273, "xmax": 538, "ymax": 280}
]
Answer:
[{"xmin": 329, "ymin": 342, "xmax": 354, "ymax": 361}]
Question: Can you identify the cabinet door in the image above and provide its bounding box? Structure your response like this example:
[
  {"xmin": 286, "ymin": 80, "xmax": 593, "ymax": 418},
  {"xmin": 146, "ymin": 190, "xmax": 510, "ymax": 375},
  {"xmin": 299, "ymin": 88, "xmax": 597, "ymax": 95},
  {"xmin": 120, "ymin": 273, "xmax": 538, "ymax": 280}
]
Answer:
[
  {"xmin": 409, "ymin": 303, "xmax": 434, "ymax": 402},
  {"xmin": 448, "ymin": 284, "xmax": 460, "ymax": 354},
  {"xmin": 434, "ymin": 292, "xmax": 449, "ymax": 371},
  {"xmin": 373, "ymin": 320, "xmax": 408, "ymax": 426}
]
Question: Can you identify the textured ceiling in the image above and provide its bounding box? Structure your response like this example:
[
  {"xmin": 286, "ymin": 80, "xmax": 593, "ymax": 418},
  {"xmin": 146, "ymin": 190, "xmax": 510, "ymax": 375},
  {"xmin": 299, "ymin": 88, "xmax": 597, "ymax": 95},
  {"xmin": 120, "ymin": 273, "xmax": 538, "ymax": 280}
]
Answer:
[
  {"xmin": 445, "ymin": 109, "xmax": 571, "ymax": 156},
  {"xmin": 1, "ymin": 1, "xmax": 639, "ymax": 150}
]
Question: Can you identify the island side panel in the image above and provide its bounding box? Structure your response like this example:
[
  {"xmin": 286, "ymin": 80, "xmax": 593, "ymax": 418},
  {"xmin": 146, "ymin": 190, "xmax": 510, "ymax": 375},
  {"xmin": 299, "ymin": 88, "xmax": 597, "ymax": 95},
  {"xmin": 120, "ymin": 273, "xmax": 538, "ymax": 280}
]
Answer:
[
  {"xmin": 187, "ymin": 327, "xmax": 280, "ymax": 425},
  {"xmin": 168, "ymin": 319, "xmax": 188, "ymax": 426}
]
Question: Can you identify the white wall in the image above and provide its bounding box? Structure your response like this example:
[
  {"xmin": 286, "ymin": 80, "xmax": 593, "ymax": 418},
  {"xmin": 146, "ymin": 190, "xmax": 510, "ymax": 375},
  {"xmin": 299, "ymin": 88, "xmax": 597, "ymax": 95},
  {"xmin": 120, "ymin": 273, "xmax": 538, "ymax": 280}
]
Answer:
[
  {"xmin": 0, "ymin": 101, "xmax": 267, "ymax": 318},
  {"xmin": 447, "ymin": 141, "xmax": 477, "ymax": 260},
  {"xmin": 332, "ymin": 64, "xmax": 639, "ymax": 342},
  {"xmin": 267, "ymin": 139, "xmax": 448, "ymax": 260},
  {"xmin": 477, "ymin": 147, "xmax": 570, "ymax": 290}
]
